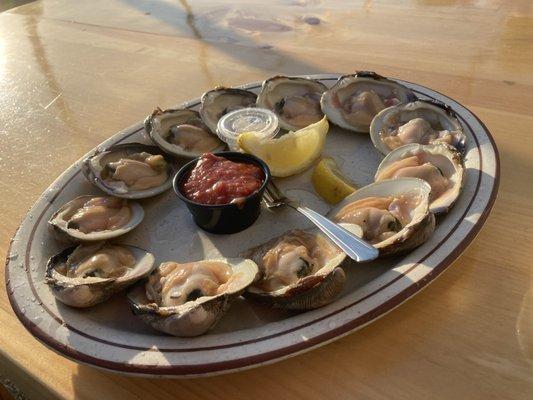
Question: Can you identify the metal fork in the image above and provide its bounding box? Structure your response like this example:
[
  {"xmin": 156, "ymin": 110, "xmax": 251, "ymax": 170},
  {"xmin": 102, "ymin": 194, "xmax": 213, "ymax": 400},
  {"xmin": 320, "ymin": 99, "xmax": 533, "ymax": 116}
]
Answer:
[{"xmin": 263, "ymin": 181, "xmax": 379, "ymax": 262}]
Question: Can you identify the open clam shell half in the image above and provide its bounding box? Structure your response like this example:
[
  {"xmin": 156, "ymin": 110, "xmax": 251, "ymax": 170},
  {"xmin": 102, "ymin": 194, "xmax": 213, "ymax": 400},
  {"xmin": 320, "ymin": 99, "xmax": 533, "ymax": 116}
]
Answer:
[
  {"xmin": 48, "ymin": 195, "xmax": 144, "ymax": 242},
  {"xmin": 243, "ymin": 229, "xmax": 349, "ymax": 310},
  {"xmin": 199, "ymin": 87, "xmax": 257, "ymax": 132},
  {"xmin": 321, "ymin": 71, "xmax": 417, "ymax": 133},
  {"xmin": 144, "ymin": 108, "xmax": 225, "ymax": 158},
  {"xmin": 45, "ymin": 242, "xmax": 155, "ymax": 308},
  {"xmin": 329, "ymin": 178, "xmax": 435, "ymax": 257},
  {"xmin": 370, "ymin": 99, "xmax": 466, "ymax": 155},
  {"xmin": 256, "ymin": 76, "xmax": 327, "ymax": 131},
  {"xmin": 82, "ymin": 143, "xmax": 178, "ymax": 199},
  {"xmin": 127, "ymin": 258, "xmax": 258, "ymax": 337},
  {"xmin": 375, "ymin": 143, "xmax": 464, "ymax": 214}
]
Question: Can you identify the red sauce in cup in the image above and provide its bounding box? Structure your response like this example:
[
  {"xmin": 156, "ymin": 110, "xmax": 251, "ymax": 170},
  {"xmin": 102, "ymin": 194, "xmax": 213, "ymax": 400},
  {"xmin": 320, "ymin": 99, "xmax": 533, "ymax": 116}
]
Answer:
[{"xmin": 181, "ymin": 153, "xmax": 264, "ymax": 205}]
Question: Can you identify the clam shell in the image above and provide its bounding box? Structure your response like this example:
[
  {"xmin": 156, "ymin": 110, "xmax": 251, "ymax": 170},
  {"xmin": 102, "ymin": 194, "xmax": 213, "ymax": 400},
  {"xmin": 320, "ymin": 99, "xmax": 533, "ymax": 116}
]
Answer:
[
  {"xmin": 243, "ymin": 229, "xmax": 348, "ymax": 310},
  {"xmin": 45, "ymin": 243, "xmax": 155, "ymax": 308},
  {"xmin": 370, "ymin": 99, "xmax": 466, "ymax": 155},
  {"xmin": 48, "ymin": 195, "xmax": 144, "ymax": 242},
  {"xmin": 82, "ymin": 143, "xmax": 178, "ymax": 199},
  {"xmin": 199, "ymin": 87, "xmax": 257, "ymax": 132},
  {"xmin": 127, "ymin": 258, "xmax": 258, "ymax": 337},
  {"xmin": 321, "ymin": 71, "xmax": 417, "ymax": 133},
  {"xmin": 329, "ymin": 178, "xmax": 435, "ymax": 257},
  {"xmin": 375, "ymin": 143, "xmax": 464, "ymax": 214},
  {"xmin": 144, "ymin": 108, "xmax": 225, "ymax": 158},
  {"xmin": 256, "ymin": 76, "xmax": 327, "ymax": 131}
]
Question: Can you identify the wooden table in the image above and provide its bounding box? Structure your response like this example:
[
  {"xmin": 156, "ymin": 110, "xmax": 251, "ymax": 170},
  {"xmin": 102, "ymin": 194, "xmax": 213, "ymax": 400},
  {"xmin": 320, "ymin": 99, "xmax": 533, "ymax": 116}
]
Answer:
[{"xmin": 1, "ymin": 1, "xmax": 532, "ymax": 398}]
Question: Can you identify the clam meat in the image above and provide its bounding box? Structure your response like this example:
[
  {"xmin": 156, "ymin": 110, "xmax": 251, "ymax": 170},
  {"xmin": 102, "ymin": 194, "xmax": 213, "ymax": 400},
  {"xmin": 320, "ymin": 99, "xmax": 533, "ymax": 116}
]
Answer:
[
  {"xmin": 60, "ymin": 243, "xmax": 136, "ymax": 279},
  {"xmin": 370, "ymin": 100, "xmax": 466, "ymax": 155},
  {"xmin": 375, "ymin": 143, "xmax": 464, "ymax": 214},
  {"xmin": 146, "ymin": 261, "xmax": 236, "ymax": 306},
  {"xmin": 102, "ymin": 152, "xmax": 168, "ymax": 191},
  {"xmin": 127, "ymin": 258, "xmax": 258, "ymax": 337},
  {"xmin": 334, "ymin": 195, "xmax": 415, "ymax": 243},
  {"xmin": 49, "ymin": 195, "xmax": 144, "ymax": 241},
  {"xmin": 330, "ymin": 178, "xmax": 435, "ymax": 256},
  {"xmin": 256, "ymin": 76, "xmax": 327, "ymax": 131},
  {"xmin": 83, "ymin": 143, "xmax": 177, "ymax": 199},
  {"xmin": 321, "ymin": 71, "xmax": 416, "ymax": 132},
  {"xmin": 64, "ymin": 197, "xmax": 130, "ymax": 233},
  {"xmin": 46, "ymin": 242, "xmax": 155, "ymax": 308},
  {"xmin": 145, "ymin": 108, "xmax": 224, "ymax": 158},
  {"xmin": 244, "ymin": 229, "xmax": 347, "ymax": 310},
  {"xmin": 199, "ymin": 87, "xmax": 257, "ymax": 132},
  {"xmin": 168, "ymin": 125, "xmax": 220, "ymax": 153}
]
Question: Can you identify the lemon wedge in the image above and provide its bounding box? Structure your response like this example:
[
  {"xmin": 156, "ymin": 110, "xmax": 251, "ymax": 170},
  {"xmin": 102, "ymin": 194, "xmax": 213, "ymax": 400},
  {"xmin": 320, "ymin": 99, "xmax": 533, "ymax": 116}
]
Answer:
[
  {"xmin": 237, "ymin": 117, "xmax": 329, "ymax": 177},
  {"xmin": 312, "ymin": 157, "xmax": 356, "ymax": 204}
]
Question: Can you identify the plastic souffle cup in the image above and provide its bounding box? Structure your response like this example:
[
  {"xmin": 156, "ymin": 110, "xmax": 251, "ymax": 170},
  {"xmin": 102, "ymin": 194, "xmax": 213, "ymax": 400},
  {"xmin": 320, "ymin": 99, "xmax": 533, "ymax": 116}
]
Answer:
[{"xmin": 216, "ymin": 108, "xmax": 279, "ymax": 151}]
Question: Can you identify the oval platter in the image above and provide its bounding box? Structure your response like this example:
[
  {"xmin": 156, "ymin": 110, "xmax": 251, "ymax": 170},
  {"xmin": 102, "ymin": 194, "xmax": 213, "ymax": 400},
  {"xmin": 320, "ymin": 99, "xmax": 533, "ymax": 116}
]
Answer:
[{"xmin": 5, "ymin": 74, "xmax": 499, "ymax": 377}]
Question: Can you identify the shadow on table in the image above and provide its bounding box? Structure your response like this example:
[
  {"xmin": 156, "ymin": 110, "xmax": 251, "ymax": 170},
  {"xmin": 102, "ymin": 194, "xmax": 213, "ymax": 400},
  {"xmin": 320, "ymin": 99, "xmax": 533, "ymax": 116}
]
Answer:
[
  {"xmin": 66, "ymin": 262, "xmax": 419, "ymax": 398},
  {"xmin": 66, "ymin": 271, "xmax": 440, "ymax": 400},
  {"xmin": 116, "ymin": 0, "xmax": 330, "ymax": 77},
  {"xmin": 66, "ymin": 263, "xmax": 418, "ymax": 398},
  {"xmin": 0, "ymin": 0, "xmax": 35, "ymax": 12}
]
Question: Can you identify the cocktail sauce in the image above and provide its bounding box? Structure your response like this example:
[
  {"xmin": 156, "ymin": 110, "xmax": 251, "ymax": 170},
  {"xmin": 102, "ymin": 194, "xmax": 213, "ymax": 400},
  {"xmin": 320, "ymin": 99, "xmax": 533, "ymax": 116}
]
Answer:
[{"xmin": 180, "ymin": 153, "xmax": 264, "ymax": 205}]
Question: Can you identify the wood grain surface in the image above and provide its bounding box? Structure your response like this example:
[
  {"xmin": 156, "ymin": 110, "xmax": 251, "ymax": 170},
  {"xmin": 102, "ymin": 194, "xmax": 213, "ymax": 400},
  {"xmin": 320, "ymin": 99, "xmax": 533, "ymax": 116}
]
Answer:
[{"xmin": 0, "ymin": 1, "xmax": 532, "ymax": 399}]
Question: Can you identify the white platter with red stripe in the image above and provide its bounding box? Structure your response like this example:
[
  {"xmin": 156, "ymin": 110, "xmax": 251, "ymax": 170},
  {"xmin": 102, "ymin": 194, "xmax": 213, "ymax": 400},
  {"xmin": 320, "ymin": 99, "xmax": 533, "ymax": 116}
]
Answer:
[{"xmin": 5, "ymin": 74, "xmax": 499, "ymax": 377}]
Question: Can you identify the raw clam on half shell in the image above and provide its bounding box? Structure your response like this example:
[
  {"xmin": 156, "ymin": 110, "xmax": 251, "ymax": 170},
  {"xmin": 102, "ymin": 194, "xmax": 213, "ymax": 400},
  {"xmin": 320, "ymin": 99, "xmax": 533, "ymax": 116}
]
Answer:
[
  {"xmin": 256, "ymin": 76, "xmax": 327, "ymax": 131},
  {"xmin": 375, "ymin": 143, "xmax": 464, "ymax": 214},
  {"xmin": 370, "ymin": 99, "xmax": 466, "ymax": 155},
  {"xmin": 243, "ymin": 229, "xmax": 348, "ymax": 310},
  {"xmin": 48, "ymin": 195, "xmax": 144, "ymax": 241},
  {"xmin": 329, "ymin": 178, "xmax": 435, "ymax": 257},
  {"xmin": 199, "ymin": 87, "xmax": 257, "ymax": 132},
  {"xmin": 82, "ymin": 143, "xmax": 178, "ymax": 199},
  {"xmin": 321, "ymin": 71, "xmax": 417, "ymax": 133},
  {"xmin": 127, "ymin": 258, "xmax": 258, "ymax": 337},
  {"xmin": 45, "ymin": 242, "xmax": 155, "ymax": 308},
  {"xmin": 144, "ymin": 108, "xmax": 225, "ymax": 158}
]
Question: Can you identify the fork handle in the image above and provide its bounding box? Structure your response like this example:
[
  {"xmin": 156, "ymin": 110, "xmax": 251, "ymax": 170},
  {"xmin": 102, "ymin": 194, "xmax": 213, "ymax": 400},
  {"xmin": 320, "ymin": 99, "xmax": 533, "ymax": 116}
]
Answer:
[{"xmin": 290, "ymin": 204, "xmax": 379, "ymax": 262}]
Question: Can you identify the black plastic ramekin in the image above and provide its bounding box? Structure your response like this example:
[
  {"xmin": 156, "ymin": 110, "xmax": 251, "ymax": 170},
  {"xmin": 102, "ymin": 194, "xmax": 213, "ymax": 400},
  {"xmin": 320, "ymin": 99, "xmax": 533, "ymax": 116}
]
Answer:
[{"xmin": 173, "ymin": 152, "xmax": 271, "ymax": 234}]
